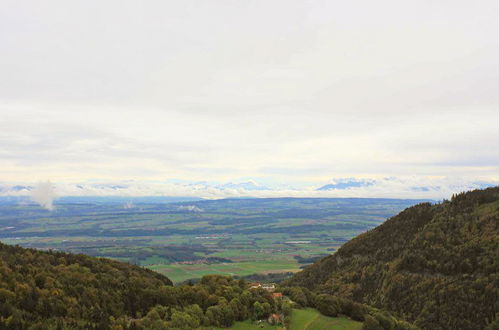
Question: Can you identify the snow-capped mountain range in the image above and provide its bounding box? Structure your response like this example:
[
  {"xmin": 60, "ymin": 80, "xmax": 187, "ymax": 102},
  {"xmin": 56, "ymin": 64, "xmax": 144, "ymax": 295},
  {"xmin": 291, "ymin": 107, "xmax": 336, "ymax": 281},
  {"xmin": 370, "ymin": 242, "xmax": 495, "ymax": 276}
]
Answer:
[{"xmin": 1, "ymin": 177, "xmax": 497, "ymax": 202}]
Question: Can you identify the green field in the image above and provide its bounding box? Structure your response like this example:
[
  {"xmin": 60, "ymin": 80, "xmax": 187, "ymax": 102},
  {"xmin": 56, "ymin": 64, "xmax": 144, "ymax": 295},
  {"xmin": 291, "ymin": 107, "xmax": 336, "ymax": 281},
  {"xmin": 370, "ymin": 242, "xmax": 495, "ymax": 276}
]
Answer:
[
  {"xmin": 215, "ymin": 308, "xmax": 362, "ymax": 330},
  {"xmin": 0, "ymin": 197, "xmax": 423, "ymax": 282},
  {"xmin": 149, "ymin": 260, "xmax": 299, "ymax": 283},
  {"xmin": 290, "ymin": 308, "xmax": 362, "ymax": 330},
  {"xmin": 214, "ymin": 320, "xmax": 279, "ymax": 329}
]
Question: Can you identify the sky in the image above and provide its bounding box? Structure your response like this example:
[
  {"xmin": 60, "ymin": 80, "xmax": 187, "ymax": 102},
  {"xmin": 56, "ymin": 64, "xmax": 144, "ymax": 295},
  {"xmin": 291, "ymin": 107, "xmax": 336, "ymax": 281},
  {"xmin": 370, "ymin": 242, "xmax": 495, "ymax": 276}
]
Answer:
[{"xmin": 1, "ymin": 0, "xmax": 498, "ymax": 199}]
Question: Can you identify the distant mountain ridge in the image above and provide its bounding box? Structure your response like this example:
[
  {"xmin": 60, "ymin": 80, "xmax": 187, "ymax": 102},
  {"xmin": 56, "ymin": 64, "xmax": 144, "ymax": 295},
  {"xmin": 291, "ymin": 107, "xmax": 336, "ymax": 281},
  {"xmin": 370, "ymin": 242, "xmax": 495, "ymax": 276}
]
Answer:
[
  {"xmin": 287, "ymin": 186, "xmax": 499, "ymax": 329},
  {"xmin": 317, "ymin": 178, "xmax": 375, "ymax": 190},
  {"xmin": 2, "ymin": 178, "xmax": 498, "ymax": 200}
]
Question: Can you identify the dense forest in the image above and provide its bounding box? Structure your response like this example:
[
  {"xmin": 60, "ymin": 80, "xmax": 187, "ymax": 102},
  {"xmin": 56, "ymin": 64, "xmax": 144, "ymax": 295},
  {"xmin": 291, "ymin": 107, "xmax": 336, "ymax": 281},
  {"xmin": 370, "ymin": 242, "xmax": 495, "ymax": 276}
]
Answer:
[
  {"xmin": 0, "ymin": 242, "xmax": 292, "ymax": 329},
  {"xmin": 0, "ymin": 243, "xmax": 172, "ymax": 328},
  {"xmin": 287, "ymin": 187, "xmax": 499, "ymax": 329},
  {"xmin": 0, "ymin": 240, "xmax": 419, "ymax": 330}
]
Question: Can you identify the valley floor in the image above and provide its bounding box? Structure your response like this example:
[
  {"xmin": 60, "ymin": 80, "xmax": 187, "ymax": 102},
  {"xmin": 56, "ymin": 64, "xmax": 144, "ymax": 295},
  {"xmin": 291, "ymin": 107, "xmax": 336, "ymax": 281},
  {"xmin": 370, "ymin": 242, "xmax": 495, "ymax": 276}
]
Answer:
[{"xmin": 0, "ymin": 198, "xmax": 420, "ymax": 283}]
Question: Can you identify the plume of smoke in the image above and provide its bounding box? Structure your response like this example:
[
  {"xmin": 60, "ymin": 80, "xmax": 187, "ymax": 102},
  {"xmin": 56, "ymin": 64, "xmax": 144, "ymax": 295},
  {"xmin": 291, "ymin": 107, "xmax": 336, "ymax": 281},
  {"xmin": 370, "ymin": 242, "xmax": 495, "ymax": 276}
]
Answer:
[
  {"xmin": 31, "ymin": 181, "xmax": 56, "ymax": 210},
  {"xmin": 123, "ymin": 201, "xmax": 135, "ymax": 209}
]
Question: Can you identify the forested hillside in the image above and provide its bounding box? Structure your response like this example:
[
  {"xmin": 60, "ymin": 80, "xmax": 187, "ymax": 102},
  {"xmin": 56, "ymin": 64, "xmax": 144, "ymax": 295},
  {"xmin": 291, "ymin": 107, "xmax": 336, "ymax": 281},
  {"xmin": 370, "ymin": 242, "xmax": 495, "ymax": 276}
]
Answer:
[
  {"xmin": 0, "ymin": 243, "xmax": 175, "ymax": 328},
  {"xmin": 0, "ymin": 243, "xmax": 291, "ymax": 329},
  {"xmin": 288, "ymin": 187, "xmax": 499, "ymax": 329}
]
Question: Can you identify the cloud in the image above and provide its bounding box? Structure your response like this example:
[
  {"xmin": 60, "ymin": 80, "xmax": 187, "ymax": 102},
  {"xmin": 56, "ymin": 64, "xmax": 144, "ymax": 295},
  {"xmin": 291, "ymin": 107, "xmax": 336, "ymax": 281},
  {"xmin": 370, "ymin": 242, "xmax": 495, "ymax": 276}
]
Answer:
[
  {"xmin": 0, "ymin": 1, "xmax": 498, "ymax": 188},
  {"xmin": 178, "ymin": 205, "xmax": 203, "ymax": 212},
  {"xmin": 123, "ymin": 201, "xmax": 136, "ymax": 209},
  {"xmin": 1, "ymin": 177, "xmax": 496, "ymax": 201},
  {"xmin": 217, "ymin": 181, "xmax": 270, "ymax": 191},
  {"xmin": 31, "ymin": 181, "xmax": 56, "ymax": 210}
]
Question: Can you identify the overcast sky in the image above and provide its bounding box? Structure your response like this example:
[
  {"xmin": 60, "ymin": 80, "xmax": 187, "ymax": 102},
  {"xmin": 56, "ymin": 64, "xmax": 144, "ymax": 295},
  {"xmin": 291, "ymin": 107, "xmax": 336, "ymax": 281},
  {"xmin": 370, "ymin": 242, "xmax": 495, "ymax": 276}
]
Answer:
[{"xmin": 1, "ymin": 0, "xmax": 498, "ymax": 198}]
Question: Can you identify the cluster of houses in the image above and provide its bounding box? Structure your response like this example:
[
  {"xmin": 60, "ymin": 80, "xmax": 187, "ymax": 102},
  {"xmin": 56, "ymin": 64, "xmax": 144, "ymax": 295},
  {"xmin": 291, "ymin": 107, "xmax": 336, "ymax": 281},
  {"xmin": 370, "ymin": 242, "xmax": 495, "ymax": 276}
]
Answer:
[
  {"xmin": 249, "ymin": 283, "xmax": 286, "ymax": 326},
  {"xmin": 248, "ymin": 282, "xmax": 276, "ymax": 291}
]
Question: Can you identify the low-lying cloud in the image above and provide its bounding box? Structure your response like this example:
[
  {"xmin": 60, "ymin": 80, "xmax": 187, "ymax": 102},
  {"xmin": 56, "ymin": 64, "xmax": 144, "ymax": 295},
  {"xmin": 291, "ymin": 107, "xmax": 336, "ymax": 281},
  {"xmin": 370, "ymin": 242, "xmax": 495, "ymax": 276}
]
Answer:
[
  {"xmin": 178, "ymin": 205, "xmax": 204, "ymax": 212},
  {"xmin": 31, "ymin": 181, "xmax": 56, "ymax": 210}
]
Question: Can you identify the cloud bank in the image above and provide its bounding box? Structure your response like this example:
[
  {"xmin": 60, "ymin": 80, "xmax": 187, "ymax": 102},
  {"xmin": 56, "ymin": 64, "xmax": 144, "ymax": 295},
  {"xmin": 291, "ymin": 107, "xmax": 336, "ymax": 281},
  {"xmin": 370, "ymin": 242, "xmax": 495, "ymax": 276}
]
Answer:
[{"xmin": 2, "ymin": 177, "xmax": 497, "ymax": 201}]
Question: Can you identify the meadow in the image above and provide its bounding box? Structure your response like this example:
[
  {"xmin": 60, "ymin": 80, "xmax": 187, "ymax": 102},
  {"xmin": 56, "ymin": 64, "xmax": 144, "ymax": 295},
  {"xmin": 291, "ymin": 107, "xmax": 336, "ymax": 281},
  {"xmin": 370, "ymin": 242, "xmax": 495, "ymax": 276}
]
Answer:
[
  {"xmin": 290, "ymin": 308, "xmax": 362, "ymax": 330},
  {"xmin": 215, "ymin": 308, "xmax": 362, "ymax": 330},
  {"xmin": 0, "ymin": 197, "xmax": 424, "ymax": 282}
]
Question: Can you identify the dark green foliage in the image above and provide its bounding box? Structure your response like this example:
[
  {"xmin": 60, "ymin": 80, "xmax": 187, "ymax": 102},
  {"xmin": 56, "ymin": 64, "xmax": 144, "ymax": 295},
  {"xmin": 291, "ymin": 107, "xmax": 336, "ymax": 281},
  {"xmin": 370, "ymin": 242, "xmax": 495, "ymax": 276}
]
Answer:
[
  {"xmin": 133, "ymin": 275, "xmax": 277, "ymax": 328},
  {"xmin": 0, "ymin": 242, "xmax": 172, "ymax": 328},
  {"xmin": 0, "ymin": 242, "xmax": 279, "ymax": 329},
  {"xmin": 287, "ymin": 187, "xmax": 499, "ymax": 329},
  {"xmin": 363, "ymin": 315, "xmax": 383, "ymax": 330},
  {"xmin": 485, "ymin": 314, "xmax": 499, "ymax": 330},
  {"xmin": 294, "ymin": 254, "xmax": 330, "ymax": 264},
  {"xmin": 280, "ymin": 300, "xmax": 293, "ymax": 327},
  {"xmin": 282, "ymin": 286, "xmax": 316, "ymax": 308},
  {"xmin": 314, "ymin": 294, "xmax": 341, "ymax": 317}
]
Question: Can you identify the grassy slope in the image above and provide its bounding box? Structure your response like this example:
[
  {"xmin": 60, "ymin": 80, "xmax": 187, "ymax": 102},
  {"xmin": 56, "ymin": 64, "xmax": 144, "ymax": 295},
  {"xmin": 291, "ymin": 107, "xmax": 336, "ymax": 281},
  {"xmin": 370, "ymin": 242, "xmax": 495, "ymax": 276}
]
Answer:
[
  {"xmin": 215, "ymin": 308, "xmax": 362, "ymax": 330},
  {"xmin": 214, "ymin": 320, "xmax": 279, "ymax": 329},
  {"xmin": 290, "ymin": 308, "xmax": 362, "ymax": 330}
]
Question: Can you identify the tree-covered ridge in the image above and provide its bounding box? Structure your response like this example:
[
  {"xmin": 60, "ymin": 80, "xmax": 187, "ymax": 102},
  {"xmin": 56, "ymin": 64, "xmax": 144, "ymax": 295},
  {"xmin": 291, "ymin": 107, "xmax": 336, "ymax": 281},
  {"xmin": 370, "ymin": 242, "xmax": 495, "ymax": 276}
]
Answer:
[
  {"xmin": 0, "ymin": 243, "xmax": 174, "ymax": 328},
  {"xmin": 287, "ymin": 187, "xmax": 499, "ymax": 329}
]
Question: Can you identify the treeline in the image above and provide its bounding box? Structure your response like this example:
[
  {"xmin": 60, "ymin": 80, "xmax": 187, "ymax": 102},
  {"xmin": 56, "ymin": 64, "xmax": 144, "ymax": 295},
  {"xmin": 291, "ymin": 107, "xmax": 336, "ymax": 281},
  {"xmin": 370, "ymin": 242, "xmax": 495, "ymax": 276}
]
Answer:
[
  {"xmin": 236, "ymin": 271, "xmax": 295, "ymax": 283},
  {"xmin": 293, "ymin": 254, "xmax": 330, "ymax": 264},
  {"xmin": 287, "ymin": 186, "xmax": 499, "ymax": 329},
  {"xmin": 180, "ymin": 271, "xmax": 295, "ymax": 286}
]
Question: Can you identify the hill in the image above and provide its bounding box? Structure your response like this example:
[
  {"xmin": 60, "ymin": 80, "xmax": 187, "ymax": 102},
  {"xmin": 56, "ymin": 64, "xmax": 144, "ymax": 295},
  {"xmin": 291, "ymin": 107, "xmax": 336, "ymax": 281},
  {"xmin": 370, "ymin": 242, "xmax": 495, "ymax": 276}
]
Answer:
[
  {"xmin": 0, "ymin": 243, "xmax": 174, "ymax": 328},
  {"xmin": 287, "ymin": 187, "xmax": 499, "ymax": 329}
]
